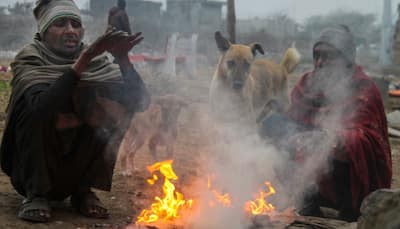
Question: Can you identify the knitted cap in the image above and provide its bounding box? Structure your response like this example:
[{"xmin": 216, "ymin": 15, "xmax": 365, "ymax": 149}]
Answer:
[
  {"xmin": 33, "ymin": 0, "xmax": 81, "ymax": 36},
  {"xmin": 313, "ymin": 25, "xmax": 356, "ymax": 64}
]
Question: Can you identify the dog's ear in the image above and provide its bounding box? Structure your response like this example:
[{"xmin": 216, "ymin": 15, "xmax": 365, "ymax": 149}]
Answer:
[
  {"xmin": 250, "ymin": 43, "xmax": 265, "ymax": 56},
  {"xmin": 215, "ymin": 31, "xmax": 231, "ymax": 53},
  {"xmin": 149, "ymin": 104, "xmax": 161, "ymax": 114}
]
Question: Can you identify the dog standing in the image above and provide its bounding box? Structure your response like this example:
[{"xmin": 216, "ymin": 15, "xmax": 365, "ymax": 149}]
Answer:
[
  {"xmin": 119, "ymin": 94, "xmax": 188, "ymax": 175},
  {"xmin": 209, "ymin": 31, "xmax": 300, "ymax": 126}
]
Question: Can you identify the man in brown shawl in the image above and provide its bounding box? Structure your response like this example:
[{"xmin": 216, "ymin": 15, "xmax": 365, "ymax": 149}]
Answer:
[{"xmin": 0, "ymin": 0, "xmax": 150, "ymax": 223}]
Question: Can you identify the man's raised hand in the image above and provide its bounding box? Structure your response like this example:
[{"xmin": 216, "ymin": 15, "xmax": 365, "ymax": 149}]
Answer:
[{"xmin": 109, "ymin": 32, "xmax": 143, "ymax": 59}]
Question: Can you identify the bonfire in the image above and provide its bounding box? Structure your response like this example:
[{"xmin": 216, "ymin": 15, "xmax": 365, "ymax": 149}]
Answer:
[
  {"xmin": 136, "ymin": 160, "xmax": 193, "ymax": 226},
  {"xmin": 134, "ymin": 160, "xmax": 293, "ymax": 228}
]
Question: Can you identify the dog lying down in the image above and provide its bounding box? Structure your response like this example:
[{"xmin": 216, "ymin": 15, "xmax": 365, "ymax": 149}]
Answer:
[{"xmin": 119, "ymin": 94, "xmax": 188, "ymax": 176}]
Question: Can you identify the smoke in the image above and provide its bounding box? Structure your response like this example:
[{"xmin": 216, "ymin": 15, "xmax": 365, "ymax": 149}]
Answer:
[
  {"xmin": 182, "ymin": 88, "xmax": 288, "ymax": 229},
  {"xmin": 274, "ymin": 61, "xmax": 356, "ymax": 211},
  {"xmin": 185, "ymin": 57, "xmax": 357, "ymax": 229},
  {"xmin": 187, "ymin": 129, "xmax": 285, "ymax": 229}
]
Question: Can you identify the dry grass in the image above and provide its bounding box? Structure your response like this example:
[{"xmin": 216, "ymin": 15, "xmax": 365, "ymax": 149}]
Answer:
[{"xmin": 0, "ymin": 71, "xmax": 11, "ymax": 137}]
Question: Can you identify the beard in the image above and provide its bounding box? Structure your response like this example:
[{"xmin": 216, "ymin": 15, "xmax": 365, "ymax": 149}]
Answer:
[{"xmin": 307, "ymin": 62, "xmax": 355, "ymax": 103}]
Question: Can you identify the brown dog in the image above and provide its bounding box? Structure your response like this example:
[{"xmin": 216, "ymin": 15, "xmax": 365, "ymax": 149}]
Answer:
[
  {"xmin": 119, "ymin": 94, "xmax": 188, "ymax": 175},
  {"xmin": 209, "ymin": 31, "xmax": 300, "ymax": 125}
]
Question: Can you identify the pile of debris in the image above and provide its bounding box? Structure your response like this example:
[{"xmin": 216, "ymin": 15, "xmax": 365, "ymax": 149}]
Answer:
[{"xmin": 387, "ymin": 110, "xmax": 400, "ymax": 137}]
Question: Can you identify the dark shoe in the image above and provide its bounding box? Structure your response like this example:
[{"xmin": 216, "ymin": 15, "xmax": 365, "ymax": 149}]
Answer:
[
  {"xmin": 338, "ymin": 208, "xmax": 358, "ymax": 222},
  {"xmin": 18, "ymin": 197, "xmax": 51, "ymax": 223},
  {"xmin": 297, "ymin": 200, "xmax": 323, "ymax": 217},
  {"xmin": 70, "ymin": 191, "xmax": 109, "ymax": 218},
  {"xmin": 297, "ymin": 188, "xmax": 323, "ymax": 217}
]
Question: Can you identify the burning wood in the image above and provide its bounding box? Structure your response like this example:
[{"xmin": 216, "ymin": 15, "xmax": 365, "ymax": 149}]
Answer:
[
  {"xmin": 207, "ymin": 175, "xmax": 232, "ymax": 208},
  {"xmin": 135, "ymin": 160, "xmax": 193, "ymax": 227},
  {"xmin": 245, "ymin": 181, "xmax": 276, "ymax": 215},
  {"xmin": 285, "ymin": 216, "xmax": 351, "ymax": 229},
  {"xmin": 127, "ymin": 225, "xmax": 183, "ymax": 229},
  {"xmin": 134, "ymin": 161, "xmax": 298, "ymax": 228},
  {"xmin": 248, "ymin": 208, "xmax": 300, "ymax": 229}
]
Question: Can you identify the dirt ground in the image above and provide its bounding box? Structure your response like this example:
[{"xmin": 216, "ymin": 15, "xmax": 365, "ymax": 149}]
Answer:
[{"xmin": 0, "ymin": 61, "xmax": 398, "ymax": 229}]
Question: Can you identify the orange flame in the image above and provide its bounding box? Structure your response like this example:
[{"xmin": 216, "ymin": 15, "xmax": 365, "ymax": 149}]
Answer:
[
  {"xmin": 136, "ymin": 160, "xmax": 193, "ymax": 225},
  {"xmin": 245, "ymin": 181, "xmax": 276, "ymax": 215},
  {"xmin": 207, "ymin": 176, "xmax": 232, "ymax": 208},
  {"xmin": 212, "ymin": 190, "xmax": 232, "ymax": 207}
]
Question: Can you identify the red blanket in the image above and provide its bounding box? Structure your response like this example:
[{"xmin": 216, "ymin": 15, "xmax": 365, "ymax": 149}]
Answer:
[{"xmin": 287, "ymin": 66, "xmax": 392, "ymax": 212}]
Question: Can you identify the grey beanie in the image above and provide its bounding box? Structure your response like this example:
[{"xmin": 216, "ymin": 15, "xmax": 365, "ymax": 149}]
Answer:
[
  {"xmin": 313, "ymin": 25, "xmax": 356, "ymax": 64},
  {"xmin": 33, "ymin": 0, "xmax": 82, "ymax": 36}
]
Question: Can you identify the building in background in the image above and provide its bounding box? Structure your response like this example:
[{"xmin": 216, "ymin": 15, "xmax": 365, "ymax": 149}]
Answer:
[
  {"xmin": 90, "ymin": 0, "xmax": 224, "ymax": 34},
  {"xmin": 163, "ymin": 0, "xmax": 225, "ymax": 33},
  {"xmin": 90, "ymin": 0, "xmax": 162, "ymax": 24}
]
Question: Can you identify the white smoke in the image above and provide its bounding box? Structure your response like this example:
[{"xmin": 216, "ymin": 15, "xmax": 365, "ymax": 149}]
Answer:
[
  {"xmin": 185, "ymin": 58, "xmax": 357, "ymax": 229},
  {"xmin": 274, "ymin": 62, "xmax": 356, "ymax": 211},
  {"xmin": 184, "ymin": 111, "xmax": 286, "ymax": 229}
]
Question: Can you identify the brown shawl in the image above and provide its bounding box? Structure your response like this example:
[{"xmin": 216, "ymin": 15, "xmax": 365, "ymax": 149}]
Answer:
[{"xmin": 8, "ymin": 38, "xmax": 123, "ymax": 122}]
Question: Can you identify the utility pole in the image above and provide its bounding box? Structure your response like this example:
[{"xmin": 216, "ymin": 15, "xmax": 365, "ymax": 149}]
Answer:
[
  {"xmin": 381, "ymin": 0, "xmax": 392, "ymax": 66},
  {"xmin": 227, "ymin": 0, "xmax": 236, "ymax": 43}
]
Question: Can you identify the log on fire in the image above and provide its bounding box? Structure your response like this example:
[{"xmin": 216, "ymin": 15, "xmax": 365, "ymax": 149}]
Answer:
[
  {"xmin": 126, "ymin": 225, "xmax": 183, "ymax": 229},
  {"xmin": 248, "ymin": 215, "xmax": 353, "ymax": 229},
  {"xmin": 284, "ymin": 216, "xmax": 353, "ymax": 229}
]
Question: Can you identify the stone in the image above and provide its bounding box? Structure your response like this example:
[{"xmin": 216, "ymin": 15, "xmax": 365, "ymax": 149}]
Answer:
[{"xmin": 357, "ymin": 189, "xmax": 400, "ymax": 229}]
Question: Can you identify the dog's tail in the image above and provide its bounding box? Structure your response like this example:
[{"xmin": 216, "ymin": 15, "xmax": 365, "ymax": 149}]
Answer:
[{"xmin": 280, "ymin": 42, "xmax": 301, "ymax": 74}]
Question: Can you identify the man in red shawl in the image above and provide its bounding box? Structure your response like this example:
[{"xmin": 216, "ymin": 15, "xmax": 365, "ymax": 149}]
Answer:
[{"xmin": 259, "ymin": 25, "xmax": 392, "ymax": 221}]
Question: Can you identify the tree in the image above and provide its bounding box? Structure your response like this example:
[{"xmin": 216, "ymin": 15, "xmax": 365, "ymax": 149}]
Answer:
[
  {"xmin": 0, "ymin": 7, "xmax": 6, "ymax": 16},
  {"xmin": 302, "ymin": 10, "xmax": 379, "ymax": 45},
  {"xmin": 8, "ymin": 2, "xmax": 33, "ymax": 15},
  {"xmin": 227, "ymin": 0, "xmax": 236, "ymax": 43}
]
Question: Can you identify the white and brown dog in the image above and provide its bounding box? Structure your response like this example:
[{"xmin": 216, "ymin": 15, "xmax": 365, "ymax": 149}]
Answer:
[
  {"xmin": 209, "ymin": 31, "xmax": 300, "ymax": 126},
  {"xmin": 119, "ymin": 94, "xmax": 188, "ymax": 176}
]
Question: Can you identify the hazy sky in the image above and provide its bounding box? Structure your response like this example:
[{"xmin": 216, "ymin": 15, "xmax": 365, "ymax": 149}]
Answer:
[{"xmin": 2, "ymin": 0, "xmax": 400, "ymax": 23}]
